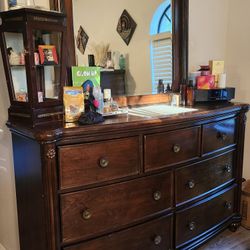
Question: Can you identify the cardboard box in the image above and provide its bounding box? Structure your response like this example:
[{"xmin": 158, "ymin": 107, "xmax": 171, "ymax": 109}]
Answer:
[
  {"xmin": 196, "ymin": 75, "xmax": 215, "ymax": 89},
  {"xmin": 241, "ymin": 180, "xmax": 250, "ymax": 230},
  {"xmin": 209, "ymin": 60, "xmax": 224, "ymax": 84}
]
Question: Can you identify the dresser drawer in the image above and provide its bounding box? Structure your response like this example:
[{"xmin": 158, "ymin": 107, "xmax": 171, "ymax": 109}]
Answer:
[
  {"xmin": 176, "ymin": 186, "xmax": 235, "ymax": 247},
  {"xmin": 202, "ymin": 118, "xmax": 236, "ymax": 154},
  {"xmin": 144, "ymin": 127, "xmax": 200, "ymax": 172},
  {"xmin": 61, "ymin": 172, "xmax": 173, "ymax": 244},
  {"xmin": 58, "ymin": 137, "xmax": 140, "ymax": 190},
  {"xmin": 176, "ymin": 151, "xmax": 234, "ymax": 205},
  {"xmin": 63, "ymin": 215, "xmax": 173, "ymax": 250}
]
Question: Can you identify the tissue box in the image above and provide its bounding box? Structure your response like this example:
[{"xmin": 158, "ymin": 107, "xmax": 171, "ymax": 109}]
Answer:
[
  {"xmin": 197, "ymin": 75, "xmax": 215, "ymax": 89},
  {"xmin": 209, "ymin": 60, "xmax": 224, "ymax": 83}
]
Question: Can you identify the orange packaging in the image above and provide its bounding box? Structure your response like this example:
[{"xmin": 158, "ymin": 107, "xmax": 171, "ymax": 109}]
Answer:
[
  {"xmin": 196, "ymin": 75, "xmax": 215, "ymax": 89},
  {"xmin": 63, "ymin": 87, "xmax": 84, "ymax": 122}
]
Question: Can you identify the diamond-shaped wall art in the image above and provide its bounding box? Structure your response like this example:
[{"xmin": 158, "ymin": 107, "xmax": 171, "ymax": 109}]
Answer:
[
  {"xmin": 116, "ymin": 9, "xmax": 137, "ymax": 46},
  {"xmin": 76, "ymin": 26, "xmax": 89, "ymax": 55}
]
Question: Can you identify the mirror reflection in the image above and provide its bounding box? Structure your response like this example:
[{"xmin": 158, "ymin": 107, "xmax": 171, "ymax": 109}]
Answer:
[{"xmin": 72, "ymin": 0, "xmax": 172, "ymax": 96}]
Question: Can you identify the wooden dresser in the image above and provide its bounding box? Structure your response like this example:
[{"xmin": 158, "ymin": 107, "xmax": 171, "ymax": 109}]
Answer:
[{"xmin": 8, "ymin": 103, "xmax": 249, "ymax": 250}]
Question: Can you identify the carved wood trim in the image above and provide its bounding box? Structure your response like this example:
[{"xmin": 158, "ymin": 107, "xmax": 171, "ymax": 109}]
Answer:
[{"xmin": 42, "ymin": 143, "xmax": 60, "ymax": 250}]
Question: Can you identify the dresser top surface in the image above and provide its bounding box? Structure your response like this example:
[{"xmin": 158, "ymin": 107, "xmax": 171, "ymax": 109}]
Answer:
[{"xmin": 7, "ymin": 102, "xmax": 249, "ymax": 142}]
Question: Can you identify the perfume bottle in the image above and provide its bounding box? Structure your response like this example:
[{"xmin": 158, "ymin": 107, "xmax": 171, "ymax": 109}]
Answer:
[
  {"xmin": 93, "ymin": 87, "xmax": 104, "ymax": 114},
  {"xmin": 157, "ymin": 79, "xmax": 164, "ymax": 93},
  {"xmin": 186, "ymin": 80, "xmax": 195, "ymax": 106}
]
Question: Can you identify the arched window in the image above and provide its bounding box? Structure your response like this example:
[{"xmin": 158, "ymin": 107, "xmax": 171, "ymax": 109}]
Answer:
[{"xmin": 150, "ymin": 0, "xmax": 172, "ymax": 93}]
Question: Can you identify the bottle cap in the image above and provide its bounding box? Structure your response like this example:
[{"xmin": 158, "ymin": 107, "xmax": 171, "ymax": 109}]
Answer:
[{"xmin": 188, "ymin": 80, "xmax": 194, "ymax": 87}]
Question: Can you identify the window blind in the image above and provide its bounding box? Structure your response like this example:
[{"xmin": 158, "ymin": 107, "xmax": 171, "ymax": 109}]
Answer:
[{"xmin": 151, "ymin": 33, "xmax": 172, "ymax": 93}]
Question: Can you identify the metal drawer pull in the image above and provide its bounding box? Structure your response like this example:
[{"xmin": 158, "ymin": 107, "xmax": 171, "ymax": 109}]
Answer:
[
  {"xmin": 217, "ymin": 132, "xmax": 227, "ymax": 141},
  {"xmin": 187, "ymin": 180, "xmax": 195, "ymax": 189},
  {"xmin": 82, "ymin": 209, "xmax": 92, "ymax": 220},
  {"xmin": 153, "ymin": 235, "xmax": 162, "ymax": 245},
  {"xmin": 153, "ymin": 191, "xmax": 162, "ymax": 201},
  {"xmin": 99, "ymin": 158, "xmax": 109, "ymax": 168},
  {"xmin": 173, "ymin": 144, "xmax": 181, "ymax": 153},
  {"xmin": 225, "ymin": 201, "xmax": 232, "ymax": 210},
  {"xmin": 188, "ymin": 221, "xmax": 196, "ymax": 231},
  {"xmin": 224, "ymin": 165, "xmax": 232, "ymax": 173}
]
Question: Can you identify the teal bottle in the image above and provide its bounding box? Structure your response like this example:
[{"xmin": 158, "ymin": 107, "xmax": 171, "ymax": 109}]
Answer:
[{"xmin": 119, "ymin": 54, "xmax": 125, "ymax": 70}]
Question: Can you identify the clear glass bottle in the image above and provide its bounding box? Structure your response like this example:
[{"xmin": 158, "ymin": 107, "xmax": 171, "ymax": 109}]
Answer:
[
  {"xmin": 103, "ymin": 88, "xmax": 112, "ymax": 113},
  {"xmin": 106, "ymin": 51, "xmax": 114, "ymax": 69}
]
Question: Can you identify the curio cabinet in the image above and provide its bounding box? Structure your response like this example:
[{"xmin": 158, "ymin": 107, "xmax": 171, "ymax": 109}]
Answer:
[{"xmin": 0, "ymin": 8, "xmax": 67, "ymax": 127}]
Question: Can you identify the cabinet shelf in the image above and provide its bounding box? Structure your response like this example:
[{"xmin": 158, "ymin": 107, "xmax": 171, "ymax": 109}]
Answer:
[
  {"xmin": 10, "ymin": 64, "xmax": 25, "ymax": 67},
  {"xmin": 10, "ymin": 64, "xmax": 61, "ymax": 68},
  {"xmin": 33, "ymin": 64, "xmax": 61, "ymax": 68}
]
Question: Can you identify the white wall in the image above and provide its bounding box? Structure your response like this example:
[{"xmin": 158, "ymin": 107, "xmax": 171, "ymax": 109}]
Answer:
[
  {"xmin": 0, "ymin": 52, "xmax": 19, "ymax": 250},
  {"xmin": 189, "ymin": 0, "xmax": 229, "ymax": 71},
  {"xmin": 226, "ymin": 0, "xmax": 250, "ymax": 179},
  {"xmin": 0, "ymin": 2, "xmax": 50, "ymax": 250}
]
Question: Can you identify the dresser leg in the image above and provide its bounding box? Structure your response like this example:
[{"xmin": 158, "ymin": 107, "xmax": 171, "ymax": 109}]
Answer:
[{"xmin": 229, "ymin": 222, "xmax": 240, "ymax": 232}]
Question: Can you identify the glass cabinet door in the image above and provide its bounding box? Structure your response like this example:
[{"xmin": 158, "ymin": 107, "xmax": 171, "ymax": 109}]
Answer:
[
  {"xmin": 4, "ymin": 32, "xmax": 28, "ymax": 102},
  {"xmin": 32, "ymin": 30, "xmax": 62, "ymax": 103}
]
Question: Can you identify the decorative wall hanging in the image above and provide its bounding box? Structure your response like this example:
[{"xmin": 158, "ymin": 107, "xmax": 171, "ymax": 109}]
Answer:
[
  {"xmin": 76, "ymin": 26, "xmax": 89, "ymax": 55},
  {"xmin": 90, "ymin": 42, "xmax": 110, "ymax": 67},
  {"xmin": 116, "ymin": 9, "xmax": 137, "ymax": 46}
]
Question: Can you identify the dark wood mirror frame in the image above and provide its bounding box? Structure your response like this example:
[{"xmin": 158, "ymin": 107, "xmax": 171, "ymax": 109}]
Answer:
[{"xmin": 50, "ymin": 0, "xmax": 188, "ymax": 92}]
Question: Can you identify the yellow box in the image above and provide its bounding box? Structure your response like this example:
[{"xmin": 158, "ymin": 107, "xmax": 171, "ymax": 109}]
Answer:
[{"xmin": 209, "ymin": 60, "xmax": 224, "ymax": 84}]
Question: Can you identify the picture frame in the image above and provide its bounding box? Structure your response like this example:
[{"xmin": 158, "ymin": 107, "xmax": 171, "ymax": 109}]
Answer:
[{"xmin": 38, "ymin": 45, "xmax": 59, "ymax": 65}]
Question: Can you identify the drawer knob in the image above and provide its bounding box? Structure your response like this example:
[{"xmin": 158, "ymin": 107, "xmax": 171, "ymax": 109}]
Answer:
[
  {"xmin": 224, "ymin": 165, "xmax": 232, "ymax": 173},
  {"xmin": 153, "ymin": 235, "xmax": 162, "ymax": 245},
  {"xmin": 153, "ymin": 191, "xmax": 162, "ymax": 201},
  {"xmin": 99, "ymin": 158, "xmax": 109, "ymax": 168},
  {"xmin": 217, "ymin": 132, "xmax": 227, "ymax": 141},
  {"xmin": 188, "ymin": 221, "xmax": 196, "ymax": 231},
  {"xmin": 225, "ymin": 201, "xmax": 232, "ymax": 210},
  {"xmin": 187, "ymin": 180, "xmax": 195, "ymax": 189},
  {"xmin": 82, "ymin": 209, "xmax": 92, "ymax": 220},
  {"xmin": 173, "ymin": 144, "xmax": 181, "ymax": 153}
]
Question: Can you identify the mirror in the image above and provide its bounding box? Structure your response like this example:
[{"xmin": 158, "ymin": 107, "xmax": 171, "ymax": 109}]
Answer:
[
  {"xmin": 51, "ymin": 0, "xmax": 188, "ymax": 95},
  {"xmin": 72, "ymin": 0, "xmax": 172, "ymax": 96}
]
